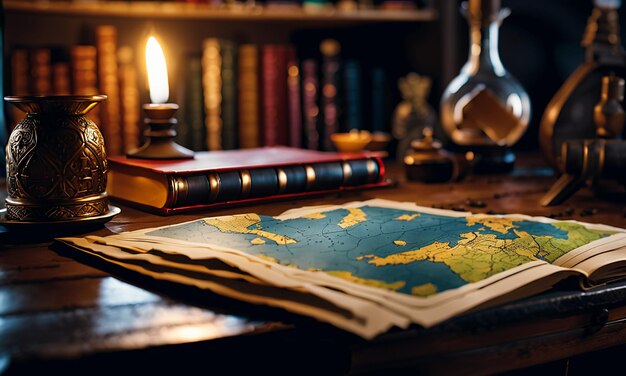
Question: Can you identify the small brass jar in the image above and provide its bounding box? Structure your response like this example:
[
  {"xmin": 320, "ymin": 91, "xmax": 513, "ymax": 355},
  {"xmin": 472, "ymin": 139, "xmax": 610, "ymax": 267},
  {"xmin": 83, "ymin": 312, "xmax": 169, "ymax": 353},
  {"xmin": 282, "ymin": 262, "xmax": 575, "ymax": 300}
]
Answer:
[{"xmin": 4, "ymin": 95, "xmax": 109, "ymax": 221}]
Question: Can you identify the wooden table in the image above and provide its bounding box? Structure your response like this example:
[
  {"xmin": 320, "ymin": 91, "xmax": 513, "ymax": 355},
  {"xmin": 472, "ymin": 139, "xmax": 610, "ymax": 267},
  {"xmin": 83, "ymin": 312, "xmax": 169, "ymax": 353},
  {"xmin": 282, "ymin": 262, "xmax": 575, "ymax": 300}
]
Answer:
[{"xmin": 3, "ymin": 155, "xmax": 626, "ymax": 375}]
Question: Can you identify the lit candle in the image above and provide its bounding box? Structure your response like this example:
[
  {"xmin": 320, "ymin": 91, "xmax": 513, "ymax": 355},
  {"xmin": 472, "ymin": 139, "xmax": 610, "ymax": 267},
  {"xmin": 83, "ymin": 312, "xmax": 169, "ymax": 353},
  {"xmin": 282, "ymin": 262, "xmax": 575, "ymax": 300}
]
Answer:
[
  {"xmin": 127, "ymin": 35, "xmax": 193, "ymax": 159},
  {"xmin": 145, "ymin": 36, "xmax": 170, "ymax": 104}
]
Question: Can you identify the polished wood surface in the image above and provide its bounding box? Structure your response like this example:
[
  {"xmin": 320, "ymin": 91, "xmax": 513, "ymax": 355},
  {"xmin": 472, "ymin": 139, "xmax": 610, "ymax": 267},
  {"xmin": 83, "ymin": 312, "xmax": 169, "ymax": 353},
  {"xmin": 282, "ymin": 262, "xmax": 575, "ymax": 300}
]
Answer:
[{"xmin": 2, "ymin": 155, "xmax": 626, "ymax": 375}]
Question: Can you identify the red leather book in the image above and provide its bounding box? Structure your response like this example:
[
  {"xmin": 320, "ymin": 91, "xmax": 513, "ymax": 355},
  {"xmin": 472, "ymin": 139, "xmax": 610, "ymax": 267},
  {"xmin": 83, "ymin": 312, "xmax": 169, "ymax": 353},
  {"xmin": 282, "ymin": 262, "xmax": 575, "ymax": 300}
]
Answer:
[{"xmin": 107, "ymin": 146, "xmax": 388, "ymax": 214}]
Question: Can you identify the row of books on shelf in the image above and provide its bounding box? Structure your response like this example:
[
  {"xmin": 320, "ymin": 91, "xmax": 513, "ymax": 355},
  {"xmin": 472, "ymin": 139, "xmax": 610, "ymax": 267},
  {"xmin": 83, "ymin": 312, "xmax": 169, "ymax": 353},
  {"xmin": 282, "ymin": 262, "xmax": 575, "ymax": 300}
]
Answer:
[
  {"xmin": 8, "ymin": 26, "xmax": 394, "ymax": 156},
  {"xmin": 9, "ymin": 25, "xmax": 141, "ymax": 156},
  {"xmin": 45, "ymin": 0, "xmax": 424, "ymax": 11},
  {"xmin": 177, "ymin": 37, "xmax": 393, "ymax": 153}
]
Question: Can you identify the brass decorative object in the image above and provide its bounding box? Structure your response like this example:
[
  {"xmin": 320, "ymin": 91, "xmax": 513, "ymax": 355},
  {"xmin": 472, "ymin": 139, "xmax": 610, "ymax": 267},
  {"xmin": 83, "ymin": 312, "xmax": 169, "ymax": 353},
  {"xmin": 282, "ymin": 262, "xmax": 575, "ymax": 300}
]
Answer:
[
  {"xmin": 402, "ymin": 127, "xmax": 477, "ymax": 184},
  {"xmin": 540, "ymin": 139, "xmax": 626, "ymax": 206},
  {"xmin": 392, "ymin": 73, "xmax": 436, "ymax": 160},
  {"xmin": 539, "ymin": 0, "xmax": 626, "ymax": 167},
  {"xmin": 4, "ymin": 95, "xmax": 115, "ymax": 222},
  {"xmin": 594, "ymin": 74, "xmax": 625, "ymax": 138},
  {"xmin": 126, "ymin": 103, "xmax": 194, "ymax": 159}
]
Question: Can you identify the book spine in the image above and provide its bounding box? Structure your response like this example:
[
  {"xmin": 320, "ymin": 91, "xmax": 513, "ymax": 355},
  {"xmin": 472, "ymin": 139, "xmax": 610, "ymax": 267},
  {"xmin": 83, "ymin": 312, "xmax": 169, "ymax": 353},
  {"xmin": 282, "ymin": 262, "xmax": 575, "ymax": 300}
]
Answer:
[
  {"xmin": 165, "ymin": 157, "xmax": 383, "ymax": 210},
  {"xmin": 178, "ymin": 54, "xmax": 205, "ymax": 151},
  {"xmin": 118, "ymin": 46, "xmax": 141, "ymax": 154},
  {"xmin": 52, "ymin": 62, "xmax": 71, "ymax": 95},
  {"xmin": 371, "ymin": 68, "xmax": 386, "ymax": 134},
  {"xmin": 9, "ymin": 49, "xmax": 29, "ymax": 128},
  {"xmin": 202, "ymin": 38, "xmax": 223, "ymax": 151},
  {"xmin": 287, "ymin": 47, "xmax": 302, "ymax": 148},
  {"xmin": 221, "ymin": 40, "xmax": 238, "ymax": 150},
  {"xmin": 320, "ymin": 39, "xmax": 341, "ymax": 151},
  {"xmin": 10, "ymin": 49, "xmax": 29, "ymax": 96},
  {"xmin": 238, "ymin": 44, "xmax": 260, "ymax": 149},
  {"xmin": 30, "ymin": 48, "xmax": 52, "ymax": 96},
  {"xmin": 96, "ymin": 25, "xmax": 123, "ymax": 156},
  {"xmin": 71, "ymin": 45, "xmax": 101, "ymax": 126},
  {"xmin": 261, "ymin": 44, "xmax": 289, "ymax": 146},
  {"xmin": 301, "ymin": 59, "xmax": 319, "ymax": 150},
  {"xmin": 343, "ymin": 59, "xmax": 361, "ymax": 132}
]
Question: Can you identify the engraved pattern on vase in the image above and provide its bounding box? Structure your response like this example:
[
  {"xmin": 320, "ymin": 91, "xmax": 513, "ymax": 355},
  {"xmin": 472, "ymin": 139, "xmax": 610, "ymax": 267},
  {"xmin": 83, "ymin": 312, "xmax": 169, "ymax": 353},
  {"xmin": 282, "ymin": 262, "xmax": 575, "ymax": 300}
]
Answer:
[{"xmin": 4, "ymin": 96, "xmax": 109, "ymax": 221}]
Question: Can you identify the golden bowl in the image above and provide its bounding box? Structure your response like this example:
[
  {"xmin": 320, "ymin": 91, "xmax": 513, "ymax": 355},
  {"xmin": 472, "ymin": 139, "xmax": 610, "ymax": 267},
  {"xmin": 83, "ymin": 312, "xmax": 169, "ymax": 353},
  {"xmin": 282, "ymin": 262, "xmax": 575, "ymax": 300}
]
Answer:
[{"xmin": 331, "ymin": 131, "xmax": 372, "ymax": 152}]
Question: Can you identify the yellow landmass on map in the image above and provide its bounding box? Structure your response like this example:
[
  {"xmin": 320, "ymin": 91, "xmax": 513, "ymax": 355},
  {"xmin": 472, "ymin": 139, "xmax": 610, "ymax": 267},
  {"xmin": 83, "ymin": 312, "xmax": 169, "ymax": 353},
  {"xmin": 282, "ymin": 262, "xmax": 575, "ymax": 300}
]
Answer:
[
  {"xmin": 412, "ymin": 283, "xmax": 437, "ymax": 296},
  {"xmin": 205, "ymin": 214, "xmax": 297, "ymax": 245},
  {"xmin": 395, "ymin": 214, "xmax": 421, "ymax": 221},
  {"xmin": 302, "ymin": 212, "xmax": 327, "ymax": 219},
  {"xmin": 250, "ymin": 237, "xmax": 266, "ymax": 245},
  {"xmin": 326, "ymin": 271, "xmax": 406, "ymax": 291},
  {"xmin": 338, "ymin": 208, "xmax": 367, "ymax": 229},
  {"xmin": 394, "ymin": 240, "xmax": 407, "ymax": 246},
  {"xmin": 362, "ymin": 220, "xmax": 614, "ymax": 283},
  {"xmin": 364, "ymin": 230, "xmax": 548, "ymax": 283},
  {"xmin": 534, "ymin": 222, "xmax": 614, "ymax": 263},
  {"xmin": 466, "ymin": 215, "xmax": 520, "ymax": 234}
]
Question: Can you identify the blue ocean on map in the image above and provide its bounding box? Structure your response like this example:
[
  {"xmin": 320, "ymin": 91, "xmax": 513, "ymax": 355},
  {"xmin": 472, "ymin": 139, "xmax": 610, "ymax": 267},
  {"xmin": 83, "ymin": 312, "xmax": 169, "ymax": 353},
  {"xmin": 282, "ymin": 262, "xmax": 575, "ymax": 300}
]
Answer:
[{"xmin": 146, "ymin": 205, "xmax": 571, "ymax": 295}]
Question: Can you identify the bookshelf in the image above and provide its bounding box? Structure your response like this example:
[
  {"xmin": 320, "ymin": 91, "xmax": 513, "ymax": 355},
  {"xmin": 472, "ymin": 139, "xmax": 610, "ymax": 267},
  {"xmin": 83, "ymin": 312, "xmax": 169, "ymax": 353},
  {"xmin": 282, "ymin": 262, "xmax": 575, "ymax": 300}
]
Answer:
[
  {"xmin": 3, "ymin": 0, "xmax": 450, "ymax": 158},
  {"xmin": 4, "ymin": 0, "xmax": 438, "ymax": 24}
]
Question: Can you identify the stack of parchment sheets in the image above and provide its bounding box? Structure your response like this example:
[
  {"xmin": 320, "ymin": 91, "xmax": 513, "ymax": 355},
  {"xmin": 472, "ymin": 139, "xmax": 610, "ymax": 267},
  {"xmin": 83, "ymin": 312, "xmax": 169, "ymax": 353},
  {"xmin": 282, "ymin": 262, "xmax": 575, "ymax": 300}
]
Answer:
[{"xmin": 57, "ymin": 199, "xmax": 626, "ymax": 339}]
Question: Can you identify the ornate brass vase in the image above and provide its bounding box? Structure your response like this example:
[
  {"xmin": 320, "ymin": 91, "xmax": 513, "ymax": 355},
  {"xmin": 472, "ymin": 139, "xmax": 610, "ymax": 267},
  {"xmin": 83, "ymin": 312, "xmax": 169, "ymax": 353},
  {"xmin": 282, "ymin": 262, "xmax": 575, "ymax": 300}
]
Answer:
[{"xmin": 4, "ymin": 95, "xmax": 109, "ymax": 221}]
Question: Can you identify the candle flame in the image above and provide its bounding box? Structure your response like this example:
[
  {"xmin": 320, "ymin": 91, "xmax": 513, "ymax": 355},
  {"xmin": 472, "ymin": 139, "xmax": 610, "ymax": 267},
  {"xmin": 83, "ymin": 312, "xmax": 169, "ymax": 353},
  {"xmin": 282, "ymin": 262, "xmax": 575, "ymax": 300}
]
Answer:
[{"xmin": 146, "ymin": 36, "xmax": 169, "ymax": 104}]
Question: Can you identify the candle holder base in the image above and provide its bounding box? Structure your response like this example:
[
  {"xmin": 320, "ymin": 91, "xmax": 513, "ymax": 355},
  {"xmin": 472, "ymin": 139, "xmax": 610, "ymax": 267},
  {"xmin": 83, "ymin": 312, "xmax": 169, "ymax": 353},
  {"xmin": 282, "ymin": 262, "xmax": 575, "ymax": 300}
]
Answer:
[{"xmin": 127, "ymin": 103, "xmax": 194, "ymax": 160}]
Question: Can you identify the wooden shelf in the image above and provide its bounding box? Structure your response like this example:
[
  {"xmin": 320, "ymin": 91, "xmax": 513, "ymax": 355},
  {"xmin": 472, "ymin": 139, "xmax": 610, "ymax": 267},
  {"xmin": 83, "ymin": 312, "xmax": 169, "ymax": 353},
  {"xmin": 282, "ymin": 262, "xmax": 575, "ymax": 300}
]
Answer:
[{"xmin": 4, "ymin": 1, "xmax": 437, "ymax": 23}]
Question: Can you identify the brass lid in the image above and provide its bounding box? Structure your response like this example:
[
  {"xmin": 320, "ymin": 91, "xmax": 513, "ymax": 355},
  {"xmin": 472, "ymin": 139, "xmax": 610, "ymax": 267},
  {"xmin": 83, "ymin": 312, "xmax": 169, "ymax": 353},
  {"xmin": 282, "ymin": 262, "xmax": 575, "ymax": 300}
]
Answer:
[{"xmin": 405, "ymin": 128, "xmax": 452, "ymax": 165}]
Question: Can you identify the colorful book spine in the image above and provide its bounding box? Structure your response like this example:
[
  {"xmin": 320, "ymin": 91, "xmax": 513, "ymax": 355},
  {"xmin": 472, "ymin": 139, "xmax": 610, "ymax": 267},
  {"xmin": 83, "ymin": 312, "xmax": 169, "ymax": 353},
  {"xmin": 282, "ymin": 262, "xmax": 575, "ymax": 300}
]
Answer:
[
  {"xmin": 201, "ymin": 38, "xmax": 223, "ymax": 151},
  {"xmin": 320, "ymin": 39, "xmax": 341, "ymax": 151},
  {"xmin": 371, "ymin": 68, "xmax": 387, "ymax": 133},
  {"xmin": 343, "ymin": 59, "xmax": 362, "ymax": 132},
  {"xmin": 261, "ymin": 44, "xmax": 289, "ymax": 146},
  {"xmin": 221, "ymin": 40, "xmax": 238, "ymax": 150},
  {"xmin": 30, "ymin": 48, "xmax": 52, "ymax": 96},
  {"xmin": 118, "ymin": 46, "xmax": 141, "ymax": 154},
  {"xmin": 287, "ymin": 47, "xmax": 302, "ymax": 148},
  {"xmin": 238, "ymin": 44, "xmax": 260, "ymax": 149},
  {"xmin": 71, "ymin": 45, "xmax": 100, "ymax": 126},
  {"xmin": 302, "ymin": 59, "xmax": 320, "ymax": 150},
  {"xmin": 10, "ymin": 49, "xmax": 29, "ymax": 96},
  {"xmin": 179, "ymin": 54, "xmax": 206, "ymax": 151},
  {"xmin": 52, "ymin": 62, "xmax": 71, "ymax": 95},
  {"xmin": 96, "ymin": 25, "xmax": 123, "ymax": 156},
  {"xmin": 9, "ymin": 49, "xmax": 29, "ymax": 128}
]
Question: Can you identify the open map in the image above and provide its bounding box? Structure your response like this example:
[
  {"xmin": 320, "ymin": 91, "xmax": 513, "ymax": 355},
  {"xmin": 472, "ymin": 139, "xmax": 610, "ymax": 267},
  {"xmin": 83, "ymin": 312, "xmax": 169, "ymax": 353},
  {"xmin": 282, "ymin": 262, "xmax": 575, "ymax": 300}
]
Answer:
[{"xmin": 146, "ymin": 204, "xmax": 614, "ymax": 297}]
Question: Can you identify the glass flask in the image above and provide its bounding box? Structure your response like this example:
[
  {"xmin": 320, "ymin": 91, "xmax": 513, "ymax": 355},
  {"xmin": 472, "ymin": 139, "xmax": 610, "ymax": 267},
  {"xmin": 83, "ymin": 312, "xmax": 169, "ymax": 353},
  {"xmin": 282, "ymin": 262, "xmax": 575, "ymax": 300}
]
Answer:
[{"xmin": 440, "ymin": 0, "xmax": 531, "ymax": 173}]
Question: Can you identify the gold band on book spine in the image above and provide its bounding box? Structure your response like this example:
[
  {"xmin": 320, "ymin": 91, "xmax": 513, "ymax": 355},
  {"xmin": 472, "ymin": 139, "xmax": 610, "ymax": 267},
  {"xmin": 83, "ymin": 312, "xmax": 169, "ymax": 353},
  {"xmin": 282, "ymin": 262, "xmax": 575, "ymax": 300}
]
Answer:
[
  {"xmin": 366, "ymin": 159, "xmax": 378, "ymax": 178},
  {"xmin": 240, "ymin": 170, "xmax": 252, "ymax": 198},
  {"xmin": 305, "ymin": 165, "xmax": 316, "ymax": 190},
  {"xmin": 208, "ymin": 173, "xmax": 220, "ymax": 202},
  {"xmin": 169, "ymin": 176, "xmax": 188, "ymax": 207},
  {"xmin": 277, "ymin": 168, "xmax": 288, "ymax": 194},
  {"xmin": 342, "ymin": 161, "xmax": 353, "ymax": 185}
]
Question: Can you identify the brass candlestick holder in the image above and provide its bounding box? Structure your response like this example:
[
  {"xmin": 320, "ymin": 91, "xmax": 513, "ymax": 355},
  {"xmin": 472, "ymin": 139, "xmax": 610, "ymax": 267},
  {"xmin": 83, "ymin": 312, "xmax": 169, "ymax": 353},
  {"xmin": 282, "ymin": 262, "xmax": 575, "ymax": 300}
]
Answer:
[{"xmin": 127, "ymin": 103, "xmax": 194, "ymax": 159}]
